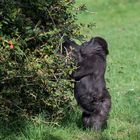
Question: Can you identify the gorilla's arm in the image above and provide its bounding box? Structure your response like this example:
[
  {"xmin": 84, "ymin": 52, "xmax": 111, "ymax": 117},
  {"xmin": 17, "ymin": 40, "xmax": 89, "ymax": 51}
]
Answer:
[
  {"xmin": 63, "ymin": 36, "xmax": 83, "ymax": 62},
  {"xmin": 71, "ymin": 54, "xmax": 105, "ymax": 81},
  {"xmin": 71, "ymin": 55, "xmax": 96, "ymax": 80},
  {"xmin": 63, "ymin": 36, "xmax": 80, "ymax": 51}
]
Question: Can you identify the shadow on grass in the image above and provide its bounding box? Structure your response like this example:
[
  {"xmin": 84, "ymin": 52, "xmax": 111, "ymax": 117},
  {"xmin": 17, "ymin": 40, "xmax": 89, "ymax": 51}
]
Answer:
[
  {"xmin": 46, "ymin": 135, "xmax": 63, "ymax": 140},
  {"xmin": 76, "ymin": 115, "xmax": 83, "ymax": 129},
  {"xmin": 0, "ymin": 117, "xmax": 27, "ymax": 139},
  {"xmin": 0, "ymin": 117, "xmax": 63, "ymax": 140},
  {"xmin": 60, "ymin": 107, "xmax": 84, "ymax": 129}
]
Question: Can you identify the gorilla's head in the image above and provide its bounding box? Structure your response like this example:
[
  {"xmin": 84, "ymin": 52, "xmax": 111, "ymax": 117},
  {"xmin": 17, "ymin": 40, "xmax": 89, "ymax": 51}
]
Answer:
[
  {"xmin": 62, "ymin": 36, "xmax": 109, "ymax": 63},
  {"xmin": 80, "ymin": 37, "xmax": 109, "ymax": 58}
]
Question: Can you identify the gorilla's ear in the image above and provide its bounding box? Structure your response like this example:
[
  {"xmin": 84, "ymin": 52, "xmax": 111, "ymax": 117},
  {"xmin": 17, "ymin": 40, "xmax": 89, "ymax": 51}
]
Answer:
[{"xmin": 94, "ymin": 37, "xmax": 109, "ymax": 55}]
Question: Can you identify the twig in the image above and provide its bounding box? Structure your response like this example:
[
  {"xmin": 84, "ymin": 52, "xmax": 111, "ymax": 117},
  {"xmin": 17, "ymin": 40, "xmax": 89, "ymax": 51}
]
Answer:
[
  {"xmin": 31, "ymin": 118, "xmax": 60, "ymax": 126},
  {"xmin": 85, "ymin": 10, "xmax": 96, "ymax": 14}
]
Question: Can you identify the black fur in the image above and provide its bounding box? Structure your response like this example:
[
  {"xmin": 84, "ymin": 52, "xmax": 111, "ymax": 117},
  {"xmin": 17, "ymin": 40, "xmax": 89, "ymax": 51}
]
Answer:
[{"xmin": 63, "ymin": 36, "xmax": 111, "ymax": 130}]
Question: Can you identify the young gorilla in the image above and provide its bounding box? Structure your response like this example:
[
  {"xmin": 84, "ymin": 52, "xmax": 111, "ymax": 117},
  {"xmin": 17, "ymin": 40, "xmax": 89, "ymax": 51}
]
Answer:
[{"xmin": 63, "ymin": 36, "xmax": 111, "ymax": 130}]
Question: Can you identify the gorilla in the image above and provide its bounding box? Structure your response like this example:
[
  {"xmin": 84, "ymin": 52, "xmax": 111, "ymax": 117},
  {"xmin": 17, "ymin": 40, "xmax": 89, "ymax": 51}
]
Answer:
[{"xmin": 63, "ymin": 36, "xmax": 111, "ymax": 130}]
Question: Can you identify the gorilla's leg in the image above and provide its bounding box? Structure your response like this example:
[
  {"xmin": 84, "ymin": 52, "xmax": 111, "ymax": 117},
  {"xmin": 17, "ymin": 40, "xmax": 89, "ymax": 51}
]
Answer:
[
  {"xmin": 82, "ymin": 97, "xmax": 111, "ymax": 130},
  {"xmin": 82, "ymin": 109, "xmax": 105, "ymax": 130},
  {"xmin": 82, "ymin": 112, "xmax": 91, "ymax": 128}
]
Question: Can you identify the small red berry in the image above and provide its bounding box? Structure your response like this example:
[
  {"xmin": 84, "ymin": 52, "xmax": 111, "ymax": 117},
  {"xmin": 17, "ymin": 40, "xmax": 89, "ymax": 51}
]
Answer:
[{"xmin": 10, "ymin": 44, "xmax": 14, "ymax": 49}]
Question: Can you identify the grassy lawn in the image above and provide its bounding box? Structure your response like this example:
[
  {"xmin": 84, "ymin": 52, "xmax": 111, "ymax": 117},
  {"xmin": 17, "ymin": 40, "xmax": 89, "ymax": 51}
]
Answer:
[{"xmin": 1, "ymin": 0, "xmax": 140, "ymax": 139}]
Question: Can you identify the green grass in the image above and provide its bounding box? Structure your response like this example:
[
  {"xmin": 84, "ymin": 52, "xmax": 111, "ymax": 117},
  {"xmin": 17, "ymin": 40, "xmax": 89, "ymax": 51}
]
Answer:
[{"xmin": 1, "ymin": 0, "xmax": 140, "ymax": 139}]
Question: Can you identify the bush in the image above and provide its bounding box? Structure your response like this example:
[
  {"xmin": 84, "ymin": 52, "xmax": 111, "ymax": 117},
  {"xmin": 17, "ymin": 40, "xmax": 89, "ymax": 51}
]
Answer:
[{"xmin": 0, "ymin": 0, "xmax": 80, "ymax": 122}]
